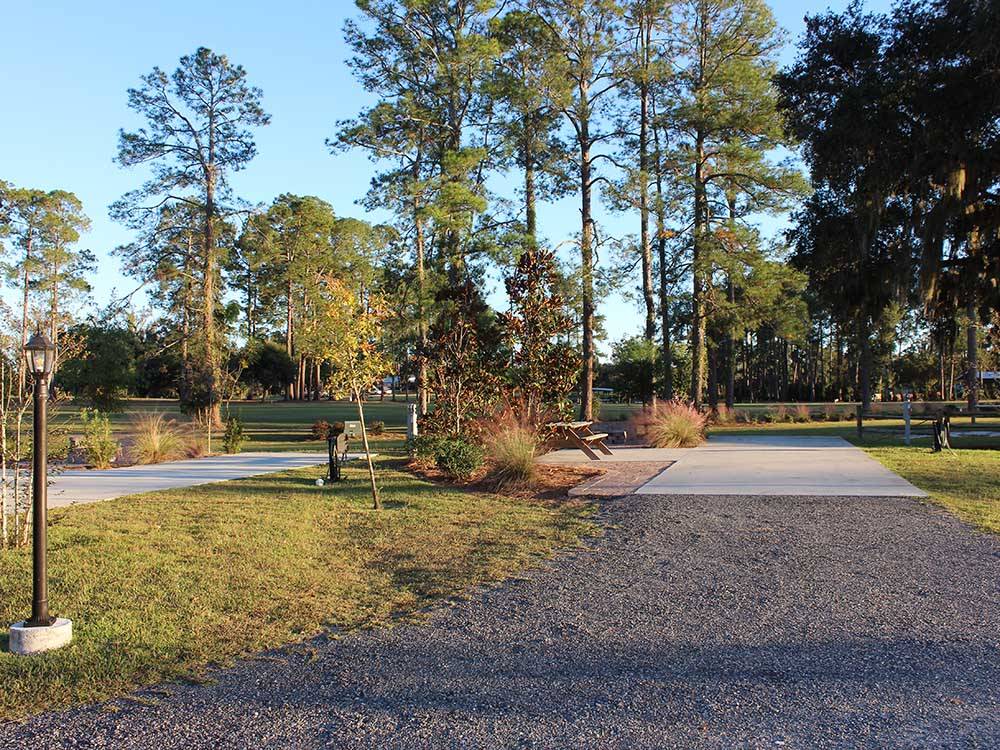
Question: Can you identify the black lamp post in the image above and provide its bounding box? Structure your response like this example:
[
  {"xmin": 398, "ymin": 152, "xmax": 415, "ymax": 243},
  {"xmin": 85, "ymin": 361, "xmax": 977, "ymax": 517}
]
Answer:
[{"xmin": 24, "ymin": 331, "xmax": 56, "ymax": 627}]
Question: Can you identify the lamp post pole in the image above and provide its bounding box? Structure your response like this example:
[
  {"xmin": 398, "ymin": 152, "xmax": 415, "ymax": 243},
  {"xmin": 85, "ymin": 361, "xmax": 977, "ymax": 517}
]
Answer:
[
  {"xmin": 9, "ymin": 331, "xmax": 71, "ymax": 655},
  {"xmin": 28, "ymin": 369, "xmax": 52, "ymax": 627}
]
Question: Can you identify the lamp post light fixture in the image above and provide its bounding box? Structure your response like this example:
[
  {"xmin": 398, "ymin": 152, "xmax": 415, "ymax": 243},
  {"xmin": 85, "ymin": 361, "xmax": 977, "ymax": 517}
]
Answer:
[{"xmin": 8, "ymin": 331, "xmax": 73, "ymax": 655}]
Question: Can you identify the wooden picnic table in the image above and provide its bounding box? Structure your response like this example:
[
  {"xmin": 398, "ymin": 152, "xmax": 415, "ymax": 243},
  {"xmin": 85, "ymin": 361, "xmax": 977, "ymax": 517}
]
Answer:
[{"xmin": 546, "ymin": 420, "xmax": 614, "ymax": 461}]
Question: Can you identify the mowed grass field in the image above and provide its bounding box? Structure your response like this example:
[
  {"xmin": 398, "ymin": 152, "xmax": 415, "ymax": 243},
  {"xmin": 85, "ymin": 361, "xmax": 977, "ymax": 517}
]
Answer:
[{"xmin": 0, "ymin": 453, "xmax": 595, "ymax": 720}]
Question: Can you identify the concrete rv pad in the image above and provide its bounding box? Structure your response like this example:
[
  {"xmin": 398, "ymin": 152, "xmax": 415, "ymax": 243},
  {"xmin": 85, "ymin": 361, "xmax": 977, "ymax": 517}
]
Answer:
[
  {"xmin": 635, "ymin": 435, "xmax": 927, "ymax": 497},
  {"xmin": 49, "ymin": 452, "xmax": 327, "ymax": 508},
  {"xmin": 541, "ymin": 436, "xmax": 926, "ymax": 497}
]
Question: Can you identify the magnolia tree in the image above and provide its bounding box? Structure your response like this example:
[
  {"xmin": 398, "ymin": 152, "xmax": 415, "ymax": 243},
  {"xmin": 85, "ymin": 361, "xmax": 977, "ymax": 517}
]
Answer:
[{"xmin": 300, "ymin": 277, "xmax": 389, "ymax": 510}]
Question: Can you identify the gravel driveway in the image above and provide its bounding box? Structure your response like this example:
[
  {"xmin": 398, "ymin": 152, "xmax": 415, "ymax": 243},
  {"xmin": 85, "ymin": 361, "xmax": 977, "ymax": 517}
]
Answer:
[{"xmin": 3, "ymin": 493, "xmax": 999, "ymax": 748}]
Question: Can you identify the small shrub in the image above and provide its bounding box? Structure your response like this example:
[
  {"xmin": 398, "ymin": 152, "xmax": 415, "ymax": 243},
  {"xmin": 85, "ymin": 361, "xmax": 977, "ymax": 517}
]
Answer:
[
  {"xmin": 407, "ymin": 434, "xmax": 447, "ymax": 465},
  {"xmin": 485, "ymin": 422, "xmax": 538, "ymax": 489},
  {"xmin": 793, "ymin": 403, "xmax": 811, "ymax": 423},
  {"xmin": 311, "ymin": 420, "xmax": 331, "ymax": 441},
  {"xmin": 223, "ymin": 416, "xmax": 246, "ymax": 454},
  {"xmin": 434, "ymin": 437, "xmax": 485, "ymax": 481},
  {"xmin": 80, "ymin": 409, "xmax": 119, "ymax": 469},
  {"xmin": 131, "ymin": 412, "xmax": 185, "ymax": 464},
  {"xmin": 635, "ymin": 401, "xmax": 707, "ymax": 448},
  {"xmin": 367, "ymin": 420, "xmax": 385, "ymax": 436},
  {"xmin": 774, "ymin": 404, "xmax": 791, "ymax": 423}
]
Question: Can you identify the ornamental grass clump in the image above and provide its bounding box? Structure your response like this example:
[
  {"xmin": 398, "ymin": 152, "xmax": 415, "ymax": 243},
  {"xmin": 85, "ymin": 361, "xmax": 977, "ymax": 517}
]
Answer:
[
  {"xmin": 131, "ymin": 412, "xmax": 185, "ymax": 464},
  {"xmin": 485, "ymin": 422, "xmax": 538, "ymax": 489},
  {"xmin": 640, "ymin": 401, "xmax": 707, "ymax": 448}
]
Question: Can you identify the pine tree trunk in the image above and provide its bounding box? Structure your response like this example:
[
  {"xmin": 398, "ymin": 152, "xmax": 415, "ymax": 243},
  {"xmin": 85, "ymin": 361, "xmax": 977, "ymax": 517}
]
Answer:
[
  {"xmin": 50, "ymin": 256, "xmax": 60, "ymax": 369},
  {"xmin": 202, "ymin": 167, "xmax": 221, "ymax": 426},
  {"xmin": 652, "ymin": 108, "xmax": 673, "ymax": 401},
  {"xmin": 707, "ymin": 343, "xmax": 719, "ymax": 410},
  {"xmin": 690, "ymin": 133, "xmax": 708, "ymax": 405},
  {"xmin": 967, "ymin": 297, "xmax": 978, "ymax": 417},
  {"xmin": 578, "ymin": 114, "xmax": 595, "ymax": 421},
  {"xmin": 524, "ymin": 140, "xmax": 537, "ymax": 247},
  {"xmin": 180, "ymin": 247, "xmax": 192, "ymax": 406},
  {"xmin": 725, "ymin": 280, "xmax": 736, "ymax": 409},
  {"xmin": 858, "ymin": 315, "xmax": 873, "ymax": 410},
  {"xmin": 414, "ymin": 207, "xmax": 429, "ymax": 417},
  {"xmin": 297, "ymin": 356, "xmax": 306, "ymax": 401},
  {"xmin": 638, "ymin": 21, "xmax": 656, "ymax": 405},
  {"xmin": 938, "ymin": 331, "xmax": 946, "ymax": 400},
  {"xmin": 286, "ymin": 273, "xmax": 295, "ymax": 401}
]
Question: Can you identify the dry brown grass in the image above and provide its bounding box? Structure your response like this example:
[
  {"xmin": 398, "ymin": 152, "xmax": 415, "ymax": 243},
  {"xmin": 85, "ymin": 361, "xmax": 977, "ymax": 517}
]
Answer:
[
  {"xmin": 633, "ymin": 401, "xmax": 707, "ymax": 448},
  {"xmin": 130, "ymin": 413, "xmax": 185, "ymax": 464}
]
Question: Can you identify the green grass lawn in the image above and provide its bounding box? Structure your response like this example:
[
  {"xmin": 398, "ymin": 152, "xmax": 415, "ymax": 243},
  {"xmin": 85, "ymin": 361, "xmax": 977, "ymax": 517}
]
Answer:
[
  {"xmin": 863, "ymin": 446, "xmax": 1000, "ymax": 535},
  {"xmin": 0, "ymin": 455, "xmax": 594, "ymax": 720},
  {"xmin": 225, "ymin": 400, "xmax": 411, "ymax": 452}
]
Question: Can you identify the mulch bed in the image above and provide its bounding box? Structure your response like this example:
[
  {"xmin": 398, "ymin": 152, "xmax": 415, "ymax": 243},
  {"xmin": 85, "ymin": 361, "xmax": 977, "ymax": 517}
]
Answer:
[
  {"xmin": 406, "ymin": 460, "xmax": 605, "ymax": 503},
  {"xmin": 568, "ymin": 461, "xmax": 674, "ymax": 497}
]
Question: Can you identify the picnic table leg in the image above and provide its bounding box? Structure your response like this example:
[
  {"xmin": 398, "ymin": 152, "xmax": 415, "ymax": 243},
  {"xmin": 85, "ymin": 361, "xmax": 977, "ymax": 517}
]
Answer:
[
  {"xmin": 579, "ymin": 425, "xmax": 614, "ymax": 456},
  {"xmin": 571, "ymin": 433, "xmax": 601, "ymax": 460},
  {"xmin": 933, "ymin": 418, "xmax": 942, "ymax": 452}
]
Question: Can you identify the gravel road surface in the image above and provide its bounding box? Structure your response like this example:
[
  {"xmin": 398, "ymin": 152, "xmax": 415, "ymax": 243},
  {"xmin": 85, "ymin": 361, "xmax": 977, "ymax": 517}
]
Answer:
[{"xmin": 3, "ymin": 493, "xmax": 998, "ymax": 748}]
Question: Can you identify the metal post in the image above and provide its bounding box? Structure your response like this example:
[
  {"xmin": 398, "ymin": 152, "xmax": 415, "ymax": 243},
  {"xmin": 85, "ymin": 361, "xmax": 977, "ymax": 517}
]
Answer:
[
  {"xmin": 28, "ymin": 374, "xmax": 52, "ymax": 627},
  {"xmin": 903, "ymin": 399, "xmax": 911, "ymax": 447}
]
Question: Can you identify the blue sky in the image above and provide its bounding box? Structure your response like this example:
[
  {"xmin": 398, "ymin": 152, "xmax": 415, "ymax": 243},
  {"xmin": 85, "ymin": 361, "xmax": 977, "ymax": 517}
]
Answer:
[{"xmin": 0, "ymin": 0, "xmax": 891, "ymax": 351}]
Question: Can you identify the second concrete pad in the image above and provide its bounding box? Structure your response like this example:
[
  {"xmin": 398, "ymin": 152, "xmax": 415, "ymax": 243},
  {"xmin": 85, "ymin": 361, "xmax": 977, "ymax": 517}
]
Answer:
[{"xmin": 636, "ymin": 435, "xmax": 927, "ymax": 497}]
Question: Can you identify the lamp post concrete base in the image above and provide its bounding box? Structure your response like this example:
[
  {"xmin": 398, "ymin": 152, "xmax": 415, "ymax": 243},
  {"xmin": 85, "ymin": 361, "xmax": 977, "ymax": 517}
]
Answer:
[{"xmin": 8, "ymin": 618, "xmax": 72, "ymax": 655}]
